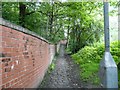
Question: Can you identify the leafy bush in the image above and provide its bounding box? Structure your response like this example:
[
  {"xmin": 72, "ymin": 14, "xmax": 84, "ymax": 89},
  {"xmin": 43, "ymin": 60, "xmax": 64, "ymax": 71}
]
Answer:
[
  {"xmin": 72, "ymin": 41, "xmax": 120, "ymax": 85},
  {"xmin": 118, "ymin": 69, "xmax": 120, "ymax": 87}
]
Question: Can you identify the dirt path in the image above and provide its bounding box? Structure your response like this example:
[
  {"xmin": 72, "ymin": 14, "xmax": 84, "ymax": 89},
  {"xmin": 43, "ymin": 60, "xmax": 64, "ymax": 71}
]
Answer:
[{"xmin": 38, "ymin": 44, "xmax": 100, "ymax": 88}]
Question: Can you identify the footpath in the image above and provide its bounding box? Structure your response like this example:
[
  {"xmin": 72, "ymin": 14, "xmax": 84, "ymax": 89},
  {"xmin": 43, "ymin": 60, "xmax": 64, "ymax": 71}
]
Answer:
[{"xmin": 38, "ymin": 44, "xmax": 100, "ymax": 88}]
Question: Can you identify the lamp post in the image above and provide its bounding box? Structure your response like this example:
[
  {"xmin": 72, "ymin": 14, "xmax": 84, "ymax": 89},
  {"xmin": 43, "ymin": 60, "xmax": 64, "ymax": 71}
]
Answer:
[{"xmin": 99, "ymin": 0, "xmax": 118, "ymax": 88}]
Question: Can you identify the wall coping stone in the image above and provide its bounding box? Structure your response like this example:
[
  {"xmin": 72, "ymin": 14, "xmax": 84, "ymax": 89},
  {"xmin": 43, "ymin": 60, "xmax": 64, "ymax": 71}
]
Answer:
[{"xmin": 0, "ymin": 18, "xmax": 51, "ymax": 44}]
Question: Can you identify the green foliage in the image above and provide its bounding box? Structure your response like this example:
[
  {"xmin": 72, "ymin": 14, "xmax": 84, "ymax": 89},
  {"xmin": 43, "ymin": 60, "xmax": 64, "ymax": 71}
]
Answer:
[
  {"xmin": 2, "ymin": 2, "xmax": 65, "ymax": 44},
  {"xmin": 72, "ymin": 46, "xmax": 101, "ymax": 64},
  {"xmin": 47, "ymin": 63, "xmax": 56, "ymax": 74},
  {"xmin": 2, "ymin": 1, "xmax": 119, "ymax": 86},
  {"xmin": 65, "ymin": 2, "xmax": 104, "ymax": 53},
  {"xmin": 80, "ymin": 63, "xmax": 100, "ymax": 84},
  {"xmin": 2, "ymin": 2, "xmax": 19, "ymax": 24},
  {"xmin": 49, "ymin": 63, "xmax": 55, "ymax": 71},
  {"xmin": 119, "ymin": 69, "xmax": 120, "ymax": 87},
  {"xmin": 72, "ymin": 41, "xmax": 120, "ymax": 85},
  {"xmin": 2, "ymin": 2, "xmax": 117, "ymax": 46}
]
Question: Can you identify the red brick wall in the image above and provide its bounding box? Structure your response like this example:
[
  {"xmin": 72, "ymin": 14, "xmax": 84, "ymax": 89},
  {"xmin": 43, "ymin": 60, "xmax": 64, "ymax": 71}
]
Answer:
[
  {"xmin": 0, "ymin": 25, "xmax": 55, "ymax": 89},
  {"xmin": 49, "ymin": 45, "xmax": 55, "ymax": 65},
  {"xmin": 0, "ymin": 25, "xmax": 2, "ymax": 90}
]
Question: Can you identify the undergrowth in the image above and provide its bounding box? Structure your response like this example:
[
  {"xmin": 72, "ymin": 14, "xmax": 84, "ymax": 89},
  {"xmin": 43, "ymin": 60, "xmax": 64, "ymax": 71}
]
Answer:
[
  {"xmin": 71, "ymin": 41, "xmax": 120, "ymax": 86},
  {"xmin": 48, "ymin": 63, "xmax": 55, "ymax": 74}
]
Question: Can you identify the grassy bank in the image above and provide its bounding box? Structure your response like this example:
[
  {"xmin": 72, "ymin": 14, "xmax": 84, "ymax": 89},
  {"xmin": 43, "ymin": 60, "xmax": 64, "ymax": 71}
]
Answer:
[{"xmin": 71, "ymin": 41, "xmax": 120, "ymax": 86}]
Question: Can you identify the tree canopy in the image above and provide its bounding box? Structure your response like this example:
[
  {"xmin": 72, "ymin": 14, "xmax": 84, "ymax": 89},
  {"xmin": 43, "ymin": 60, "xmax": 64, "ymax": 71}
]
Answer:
[{"xmin": 2, "ymin": 1, "xmax": 118, "ymax": 53}]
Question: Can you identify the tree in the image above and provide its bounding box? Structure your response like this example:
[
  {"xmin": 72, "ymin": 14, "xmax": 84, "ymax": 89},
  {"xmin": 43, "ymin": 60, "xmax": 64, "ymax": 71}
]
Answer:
[{"xmin": 3, "ymin": 1, "xmax": 118, "ymax": 53}]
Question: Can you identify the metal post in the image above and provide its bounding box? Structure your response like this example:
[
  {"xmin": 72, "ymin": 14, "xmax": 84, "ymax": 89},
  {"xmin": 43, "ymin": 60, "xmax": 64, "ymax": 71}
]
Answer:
[
  {"xmin": 104, "ymin": 1, "xmax": 110, "ymax": 52},
  {"xmin": 99, "ymin": 0, "xmax": 118, "ymax": 88}
]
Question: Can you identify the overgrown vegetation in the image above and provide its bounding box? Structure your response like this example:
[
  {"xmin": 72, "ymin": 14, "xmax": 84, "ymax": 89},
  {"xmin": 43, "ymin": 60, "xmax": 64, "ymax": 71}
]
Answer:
[
  {"xmin": 72, "ymin": 41, "xmax": 120, "ymax": 86},
  {"xmin": 2, "ymin": 2, "xmax": 118, "ymax": 53},
  {"xmin": 2, "ymin": 1, "xmax": 119, "ymax": 87}
]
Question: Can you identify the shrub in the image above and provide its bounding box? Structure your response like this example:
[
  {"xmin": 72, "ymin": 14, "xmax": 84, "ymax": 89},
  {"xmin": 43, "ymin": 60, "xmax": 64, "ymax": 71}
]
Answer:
[
  {"xmin": 72, "ymin": 41, "xmax": 120, "ymax": 86},
  {"xmin": 118, "ymin": 69, "xmax": 120, "ymax": 87}
]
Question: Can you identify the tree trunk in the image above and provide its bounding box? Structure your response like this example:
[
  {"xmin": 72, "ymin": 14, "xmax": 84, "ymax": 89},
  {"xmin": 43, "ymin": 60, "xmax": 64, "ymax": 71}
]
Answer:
[{"xmin": 19, "ymin": 2, "xmax": 26, "ymax": 27}]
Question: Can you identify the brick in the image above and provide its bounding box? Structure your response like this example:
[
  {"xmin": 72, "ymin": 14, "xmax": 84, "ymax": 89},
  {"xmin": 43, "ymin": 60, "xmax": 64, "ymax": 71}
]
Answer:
[
  {"xmin": 0, "ymin": 86, "xmax": 2, "ymax": 90},
  {"xmin": 2, "ymin": 42, "xmax": 6, "ymax": 47},
  {"xmin": 2, "ymin": 26, "xmax": 11, "ymax": 32},
  {"xmin": 2, "ymin": 84, "xmax": 6, "ymax": 89},
  {"xmin": 1, "ymin": 25, "xmax": 53, "ymax": 88},
  {"xmin": 2, "ymin": 37, "xmax": 11, "ymax": 44},
  {"xmin": 5, "ymin": 82, "xmax": 11, "ymax": 88},
  {"xmin": 3, "ymin": 48, "xmax": 12, "ymax": 53},
  {"xmin": 0, "ymin": 31, "xmax": 2, "ymax": 37}
]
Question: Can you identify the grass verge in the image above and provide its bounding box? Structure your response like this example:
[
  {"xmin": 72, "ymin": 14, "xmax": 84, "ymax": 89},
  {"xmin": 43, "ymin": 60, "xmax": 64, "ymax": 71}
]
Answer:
[{"xmin": 71, "ymin": 41, "xmax": 120, "ymax": 86}]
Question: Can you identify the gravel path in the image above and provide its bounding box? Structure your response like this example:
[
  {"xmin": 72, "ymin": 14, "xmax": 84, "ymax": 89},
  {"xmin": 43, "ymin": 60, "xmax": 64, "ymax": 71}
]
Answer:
[{"xmin": 38, "ymin": 44, "xmax": 100, "ymax": 88}]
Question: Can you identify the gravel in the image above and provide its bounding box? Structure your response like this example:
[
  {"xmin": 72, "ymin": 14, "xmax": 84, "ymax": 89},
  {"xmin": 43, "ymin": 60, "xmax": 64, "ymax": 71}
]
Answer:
[{"xmin": 38, "ymin": 44, "xmax": 101, "ymax": 88}]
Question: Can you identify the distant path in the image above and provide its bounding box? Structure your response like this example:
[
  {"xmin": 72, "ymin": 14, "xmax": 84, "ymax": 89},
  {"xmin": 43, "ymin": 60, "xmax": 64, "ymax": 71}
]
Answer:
[{"xmin": 38, "ymin": 44, "xmax": 100, "ymax": 88}]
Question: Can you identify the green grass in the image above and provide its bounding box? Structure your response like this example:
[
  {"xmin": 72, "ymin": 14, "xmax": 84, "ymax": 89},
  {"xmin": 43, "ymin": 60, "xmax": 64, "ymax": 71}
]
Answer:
[
  {"xmin": 80, "ymin": 62, "xmax": 100, "ymax": 84},
  {"xmin": 71, "ymin": 41, "xmax": 120, "ymax": 86}
]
